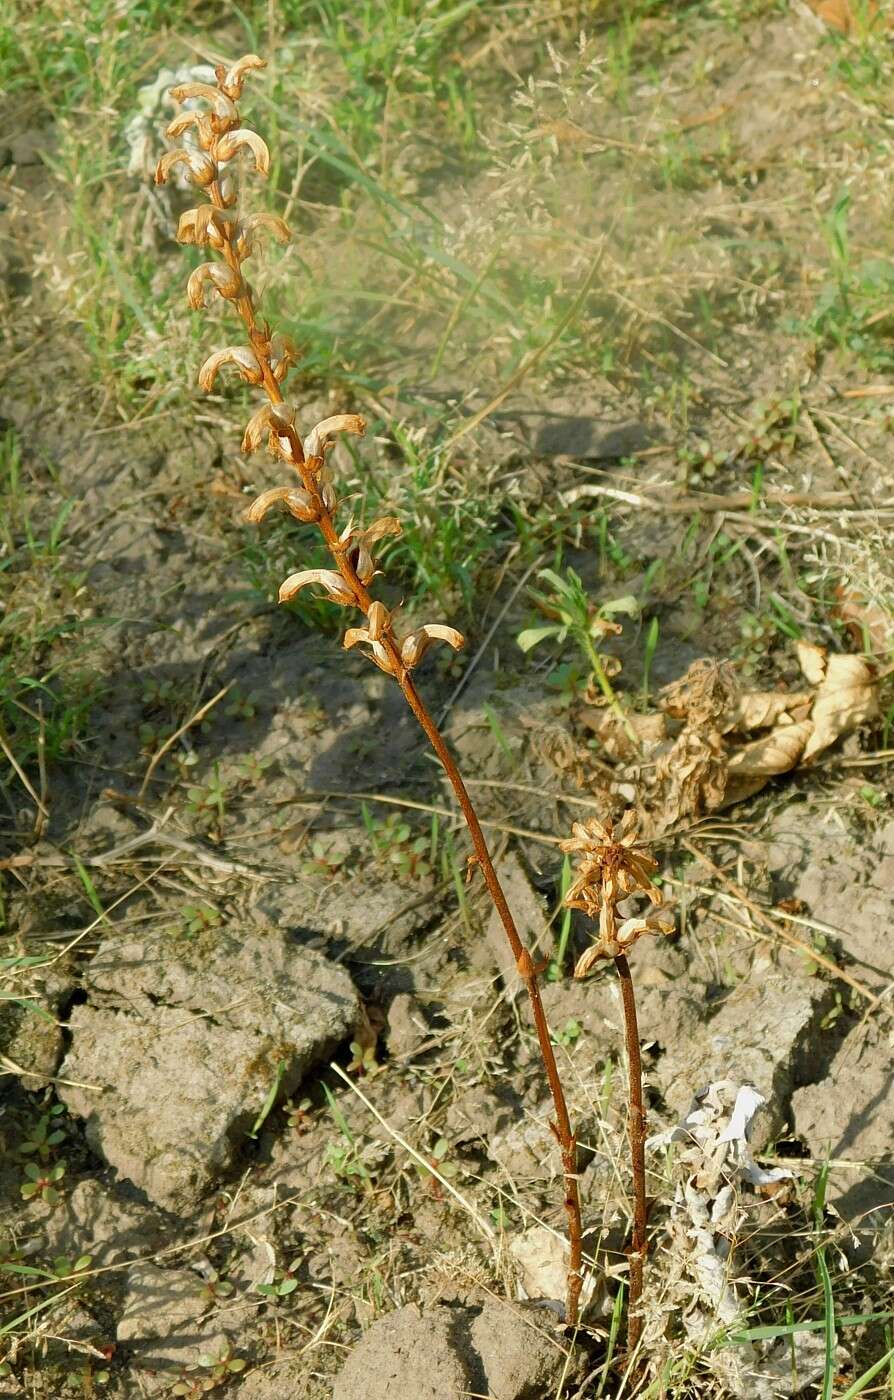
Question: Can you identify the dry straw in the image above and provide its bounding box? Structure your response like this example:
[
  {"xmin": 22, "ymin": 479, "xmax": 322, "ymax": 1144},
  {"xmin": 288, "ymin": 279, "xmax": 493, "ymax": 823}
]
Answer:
[{"xmin": 154, "ymin": 56, "xmax": 584, "ymax": 1324}]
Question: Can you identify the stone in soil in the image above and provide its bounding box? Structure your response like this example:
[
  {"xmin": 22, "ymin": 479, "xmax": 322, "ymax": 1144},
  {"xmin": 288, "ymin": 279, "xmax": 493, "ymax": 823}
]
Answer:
[
  {"xmin": 332, "ymin": 1298, "xmax": 574, "ymax": 1400},
  {"xmin": 384, "ymin": 991, "xmax": 430, "ymax": 1058},
  {"xmin": 0, "ymin": 960, "xmax": 73, "ymax": 1090},
  {"xmin": 41, "ymin": 1177, "xmax": 165, "ymax": 1270},
  {"xmin": 116, "ymin": 1261, "xmax": 249, "ymax": 1395},
  {"xmin": 792, "ymin": 1020, "xmax": 894, "ymax": 1234},
  {"xmin": 766, "ymin": 810, "xmax": 894, "ymax": 995},
  {"xmin": 58, "ymin": 927, "xmax": 359, "ymax": 1212},
  {"xmin": 655, "ymin": 957, "xmax": 833, "ymax": 1147}
]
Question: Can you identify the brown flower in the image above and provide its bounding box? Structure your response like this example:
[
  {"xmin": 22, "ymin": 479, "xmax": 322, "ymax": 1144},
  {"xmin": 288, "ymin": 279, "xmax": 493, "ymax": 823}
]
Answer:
[
  {"xmin": 343, "ymin": 601, "xmax": 395, "ymax": 673},
  {"xmin": 573, "ymin": 912, "xmax": 674, "ymax": 978},
  {"xmin": 216, "ymin": 54, "xmax": 266, "ymax": 101},
  {"xmin": 561, "ymin": 811, "xmax": 671, "ymax": 972},
  {"xmin": 336, "ymin": 516, "xmax": 402, "ymax": 585}
]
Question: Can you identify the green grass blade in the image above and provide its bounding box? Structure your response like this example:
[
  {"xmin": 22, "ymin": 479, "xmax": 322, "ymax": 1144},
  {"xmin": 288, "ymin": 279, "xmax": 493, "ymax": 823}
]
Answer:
[
  {"xmin": 837, "ymin": 1345, "xmax": 894, "ymax": 1400},
  {"xmin": 814, "ymin": 1162, "xmax": 836, "ymax": 1400}
]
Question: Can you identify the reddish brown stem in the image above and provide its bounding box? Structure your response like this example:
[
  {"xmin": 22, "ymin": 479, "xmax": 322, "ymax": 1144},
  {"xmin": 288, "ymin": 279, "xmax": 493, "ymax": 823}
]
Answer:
[
  {"xmin": 614, "ymin": 953, "xmax": 646, "ymax": 1359},
  {"xmin": 399, "ymin": 672, "xmax": 583, "ymax": 1326}
]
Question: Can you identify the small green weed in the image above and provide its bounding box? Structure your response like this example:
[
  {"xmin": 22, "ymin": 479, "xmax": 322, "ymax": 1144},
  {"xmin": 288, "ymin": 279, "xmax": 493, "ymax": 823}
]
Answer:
[
  {"xmin": 178, "ymin": 903, "xmax": 221, "ymax": 939},
  {"xmin": 413, "ymin": 1135, "xmax": 458, "ymax": 1196},
  {"xmin": 518, "ymin": 566, "xmax": 639, "ymax": 740},
  {"xmin": 256, "ymin": 1258, "xmax": 300, "ymax": 1301},
  {"xmin": 361, "ymin": 803, "xmax": 437, "ymax": 879},
  {"xmin": 347, "ymin": 1038, "xmax": 383, "ymax": 1077},
  {"xmin": 809, "ymin": 190, "xmax": 894, "ymax": 370},
  {"xmin": 172, "ymin": 1343, "xmax": 247, "ymax": 1396},
  {"xmin": 20, "ymin": 1159, "xmax": 66, "ymax": 1206},
  {"xmin": 0, "ymin": 429, "xmax": 100, "ymax": 789},
  {"xmin": 17, "ymin": 1104, "xmax": 66, "ymax": 1163}
]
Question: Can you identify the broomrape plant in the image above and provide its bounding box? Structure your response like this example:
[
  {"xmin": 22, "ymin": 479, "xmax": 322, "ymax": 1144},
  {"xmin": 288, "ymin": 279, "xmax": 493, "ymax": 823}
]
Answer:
[
  {"xmin": 561, "ymin": 811, "xmax": 675, "ymax": 1362},
  {"xmin": 154, "ymin": 56, "xmax": 585, "ymax": 1324}
]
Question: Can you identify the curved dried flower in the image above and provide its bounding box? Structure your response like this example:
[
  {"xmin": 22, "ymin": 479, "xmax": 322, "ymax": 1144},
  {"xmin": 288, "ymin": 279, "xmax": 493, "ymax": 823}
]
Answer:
[
  {"xmin": 155, "ymin": 147, "xmax": 217, "ymax": 188},
  {"xmin": 304, "ymin": 414, "xmax": 366, "ymax": 462},
  {"xmin": 218, "ymin": 53, "xmax": 266, "ymax": 100},
  {"xmin": 235, "ymin": 212, "xmax": 291, "ymax": 260},
  {"xmin": 343, "ymin": 601, "xmax": 395, "ymax": 674},
  {"xmin": 241, "ymin": 403, "xmax": 275, "ymax": 455},
  {"xmin": 573, "ymin": 911, "xmax": 675, "ymax": 978},
  {"xmin": 165, "ymin": 109, "xmax": 217, "ymax": 149},
  {"xmin": 279, "ymin": 569, "xmax": 355, "ymax": 607},
  {"xmin": 198, "ymin": 346, "xmax": 263, "ymax": 391},
  {"xmin": 215, "ymin": 128, "xmax": 270, "ymax": 175},
  {"xmin": 186, "ymin": 261, "xmax": 243, "ymax": 309},
  {"xmin": 246, "ymin": 486, "xmax": 318, "ymax": 525},
  {"xmin": 176, "ymin": 205, "xmax": 235, "ymax": 248},
  {"xmin": 338, "ymin": 516, "xmax": 402, "ymax": 584},
  {"xmin": 269, "ymin": 334, "xmax": 298, "ymax": 384},
  {"xmin": 169, "ymin": 82, "xmax": 238, "ymax": 125},
  {"xmin": 217, "ymin": 175, "xmax": 237, "ymax": 208},
  {"xmin": 400, "ymin": 623, "xmax": 465, "ymax": 670}
]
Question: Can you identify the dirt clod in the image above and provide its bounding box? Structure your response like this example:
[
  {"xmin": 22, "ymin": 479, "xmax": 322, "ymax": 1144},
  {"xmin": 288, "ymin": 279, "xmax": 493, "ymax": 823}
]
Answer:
[
  {"xmin": 332, "ymin": 1298, "xmax": 574, "ymax": 1400},
  {"xmin": 58, "ymin": 929, "xmax": 359, "ymax": 1211}
]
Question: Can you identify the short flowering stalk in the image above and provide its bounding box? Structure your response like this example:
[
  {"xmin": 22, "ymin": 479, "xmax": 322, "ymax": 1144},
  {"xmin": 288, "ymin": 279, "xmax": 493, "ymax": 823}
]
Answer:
[
  {"xmin": 562, "ymin": 813, "xmax": 674, "ymax": 1360},
  {"xmin": 156, "ymin": 56, "xmax": 583, "ymax": 1325}
]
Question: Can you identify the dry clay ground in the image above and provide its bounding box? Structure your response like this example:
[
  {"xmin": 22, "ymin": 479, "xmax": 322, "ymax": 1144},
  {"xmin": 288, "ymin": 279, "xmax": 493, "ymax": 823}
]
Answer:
[{"xmin": 2, "ymin": 2, "xmax": 894, "ymax": 1397}]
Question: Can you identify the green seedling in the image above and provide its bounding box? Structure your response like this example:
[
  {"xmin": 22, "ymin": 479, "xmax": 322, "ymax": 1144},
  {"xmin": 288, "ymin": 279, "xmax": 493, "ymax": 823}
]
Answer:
[
  {"xmin": 301, "ymin": 836, "xmax": 349, "ymax": 877},
  {"xmin": 256, "ymin": 1259, "xmax": 300, "ymax": 1300},
  {"xmin": 187, "ymin": 762, "xmax": 228, "ymax": 827},
  {"xmin": 198, "ymin": 1270, "xmax": 234, "ymax": 1308},
  {"xmin": 172, "ymin": 1343, "xmax": 246, "ymax": 1396},
  {"xmin": 323, "ymin": 1085, "xmax": 373, "ymax": 1192},
  {"xmin": 18, "ymin": 1105, "xmax": 66, "ymax": 1162},
  {"xmin": 224, "ymin": 688, "xmax": 259, "ymax": 720},
  {"xmin": 284, "ymin": 1096, "xmax": 314, "ymax": 1132},
  {"xmin": 483, "ymin": 701, "xmax": 516, "ymax": 765},
  {"xmin": 518, "ymin": 566, "xmax": 639, "ymax": 743},
  {"xmin": 235, "ymin": 753, "xmax": 273, "ymax": 785},
  {"xmin": 813, "ymin": 1164, "xmax": 836, "ymax": 1400},
  {"xmin": 21, "ymin": 1160, "xmax": 66, "ymax": 1205},
  {"xmin": 247, "ymin": 1058, "xmax": 287, "ymax": 1140},
  {"xmin": 641, "ymin": 615, "xmax": 660, "ymax": 701},
  {"xmin": 361, "ymin": 804, "xmax": 434, "ymax": 879},
  {"xmin": 347, "ymin": 1039, "xmax": 382, "ymax": 1078},
  {"xmin": 179, "ymin": 903, "xmax": 221, "ymax": 939},
  {"xmin": 546, "ymin": 660, "xmax": 589, "ymax": 707},
  {"xmin": 414, "ymin": 1135, "xmax": 459, "ymax": 1198},
  {"xmin": 859, "ymin": 783, "xmax": 886, "ymax": 809},
  {"xmin": 554, "ymin": 1018, "xmax": 583, "ymax": 1048},
  {"xmin": 0, "ymin": 1253, "xmax": 91, "ymax": 1283},
  {"xmin": 547, "ymin": 855, "xmax": 574, "ymax": 981}
]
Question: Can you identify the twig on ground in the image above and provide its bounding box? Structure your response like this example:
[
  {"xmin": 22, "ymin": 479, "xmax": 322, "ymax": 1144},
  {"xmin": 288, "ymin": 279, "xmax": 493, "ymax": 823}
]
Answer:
[{"xmin": 138, "ymin": 683, "xmax": 232, "ymax": 798}]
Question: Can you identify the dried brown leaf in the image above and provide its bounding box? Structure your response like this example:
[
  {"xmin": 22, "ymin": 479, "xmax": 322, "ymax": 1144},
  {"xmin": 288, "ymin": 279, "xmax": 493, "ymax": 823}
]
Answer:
[
  {"xmin": 653, "ymin": 727, "xmax": 728, "ymax": 825},
  {"xmin": 733, "ymin": 691, "xmax": 811, "ymax": 732},
  {"xmin": 834, "ymin": 587, "xmax": 894, "ymax": 657},
  {"xmin": 726, "ymin": 720, "xmax": 813, "ymax": 778},
  {"xmin": 802, "ymin": 653, "xmax": 878, "ymax": 762},
  {"xmin": 659, "ymin": 658, "xmax": 740, "ymax": 731},
  {"xmin": 796, "ymin": 641, "xmax": 827, "ymax": 687}
]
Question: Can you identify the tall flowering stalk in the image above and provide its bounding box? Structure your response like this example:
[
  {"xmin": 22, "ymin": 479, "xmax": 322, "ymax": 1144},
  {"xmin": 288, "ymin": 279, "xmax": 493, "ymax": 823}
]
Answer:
[
  {"xmin": 155, "ymin": 56, "xmax": 584, "ymax": 1324},
  {"xmin": 561, "ymin": 812, "xmax": 674, "ymax": 1360}
]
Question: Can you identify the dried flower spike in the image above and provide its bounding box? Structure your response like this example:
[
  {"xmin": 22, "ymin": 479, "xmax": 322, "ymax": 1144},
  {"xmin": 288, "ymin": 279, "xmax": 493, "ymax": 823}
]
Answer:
[
  {"xmin": 561, "ymin": 811, "xmax": 663, "ymax": 955},
  {"xmin": 155, "ymin": 56, "xmax": 584, "ymax": 1327}
]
